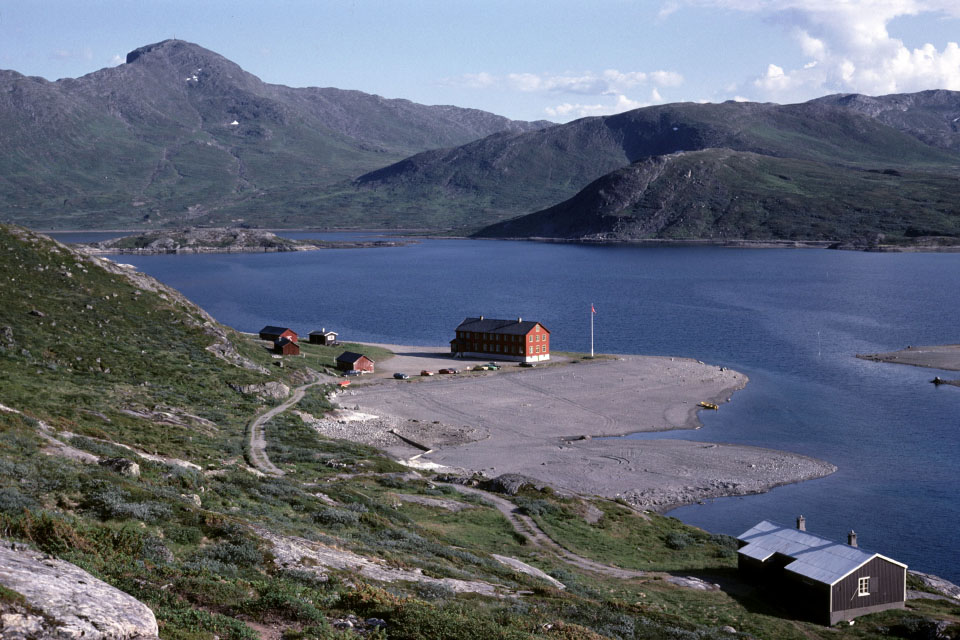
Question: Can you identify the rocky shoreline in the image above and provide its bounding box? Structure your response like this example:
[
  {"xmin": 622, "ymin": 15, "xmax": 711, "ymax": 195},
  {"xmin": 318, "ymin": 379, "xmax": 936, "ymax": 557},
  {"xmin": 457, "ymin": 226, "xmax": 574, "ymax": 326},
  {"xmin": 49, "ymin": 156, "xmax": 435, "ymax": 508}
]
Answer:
[{"xmin": 75, "ymin": 227, "xmax": 409, "ymax": 255}]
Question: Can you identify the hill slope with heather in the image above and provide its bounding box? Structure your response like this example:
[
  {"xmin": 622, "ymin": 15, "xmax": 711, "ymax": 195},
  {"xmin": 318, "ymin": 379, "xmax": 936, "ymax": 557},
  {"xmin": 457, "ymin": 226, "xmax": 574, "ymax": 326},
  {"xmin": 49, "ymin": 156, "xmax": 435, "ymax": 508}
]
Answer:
[{"xmin": 1, "ymin": 225, "xmax": 958, "ymax": 638}]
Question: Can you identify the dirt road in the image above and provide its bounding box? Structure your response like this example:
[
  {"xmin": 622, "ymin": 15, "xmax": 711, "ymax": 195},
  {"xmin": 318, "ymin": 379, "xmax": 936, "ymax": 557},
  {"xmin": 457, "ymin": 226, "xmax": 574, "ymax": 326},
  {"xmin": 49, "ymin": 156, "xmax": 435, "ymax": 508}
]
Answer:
[{"xmin": 247, "ymin": 376, "xmax": 328, "ymax": 476}]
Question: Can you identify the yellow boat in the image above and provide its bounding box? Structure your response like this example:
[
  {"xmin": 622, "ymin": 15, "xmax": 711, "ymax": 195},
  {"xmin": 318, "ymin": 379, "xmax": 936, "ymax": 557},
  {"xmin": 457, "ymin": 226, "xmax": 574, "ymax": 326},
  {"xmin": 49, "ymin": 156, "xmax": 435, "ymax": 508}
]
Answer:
[{"xmin": 698, "ymin": 401, "xmax": 718, "ymax": 410}]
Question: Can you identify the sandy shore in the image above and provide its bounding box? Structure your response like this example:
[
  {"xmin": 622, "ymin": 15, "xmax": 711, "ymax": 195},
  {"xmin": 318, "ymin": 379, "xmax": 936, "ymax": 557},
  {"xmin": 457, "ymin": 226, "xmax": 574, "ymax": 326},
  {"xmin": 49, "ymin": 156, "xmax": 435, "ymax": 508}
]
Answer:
[
  {"xmin": 322, "ymin": 345, "xmax": 836, "ymax": 510},
  {"xmin": 857, "ymin": 344, "xmax": 960, "ymax": 372}
]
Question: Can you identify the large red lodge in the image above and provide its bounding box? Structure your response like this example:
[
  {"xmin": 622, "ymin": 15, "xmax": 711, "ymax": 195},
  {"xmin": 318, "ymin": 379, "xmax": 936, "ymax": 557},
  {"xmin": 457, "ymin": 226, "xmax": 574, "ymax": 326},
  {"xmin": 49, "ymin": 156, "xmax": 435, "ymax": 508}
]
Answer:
[{"xmin": 450, "ymin": 316, "xmax": 550, "ymax": 363}]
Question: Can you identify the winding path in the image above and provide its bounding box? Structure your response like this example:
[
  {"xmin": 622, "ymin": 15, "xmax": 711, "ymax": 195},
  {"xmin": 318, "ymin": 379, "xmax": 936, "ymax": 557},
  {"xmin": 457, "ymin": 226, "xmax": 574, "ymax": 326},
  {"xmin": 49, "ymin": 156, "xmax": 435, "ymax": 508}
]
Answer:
[
  {"xmin": 247, "ymin": 376, "xmax": 328, "ymax": 476},
  {"xmin": 445, "ymin": 484, "xmax": 646, "ymax": 580}
]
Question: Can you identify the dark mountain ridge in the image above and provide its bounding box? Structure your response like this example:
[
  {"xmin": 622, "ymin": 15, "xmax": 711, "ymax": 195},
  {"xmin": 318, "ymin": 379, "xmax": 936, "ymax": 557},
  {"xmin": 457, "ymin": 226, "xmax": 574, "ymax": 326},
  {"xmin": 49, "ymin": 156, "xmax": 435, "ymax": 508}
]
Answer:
[
  {"xmin": 0, "ymin": 39, "xmax": 550, "ymax": 229},
  {"xmin": 348, "ymin": 96, "xmax": 960, "ymax": 232},
  {"xmin": 475, "ymin": 148, "xmax": 960, "ymax": 242}
]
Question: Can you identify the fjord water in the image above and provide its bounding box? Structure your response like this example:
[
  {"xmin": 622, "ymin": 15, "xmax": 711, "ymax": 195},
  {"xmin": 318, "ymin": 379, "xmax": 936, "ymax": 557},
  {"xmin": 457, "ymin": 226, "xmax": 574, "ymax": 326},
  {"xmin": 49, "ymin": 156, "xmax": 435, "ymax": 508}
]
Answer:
[{"xmin": 109, "ymin": 238, "xmax": 959, "ymax": 582}]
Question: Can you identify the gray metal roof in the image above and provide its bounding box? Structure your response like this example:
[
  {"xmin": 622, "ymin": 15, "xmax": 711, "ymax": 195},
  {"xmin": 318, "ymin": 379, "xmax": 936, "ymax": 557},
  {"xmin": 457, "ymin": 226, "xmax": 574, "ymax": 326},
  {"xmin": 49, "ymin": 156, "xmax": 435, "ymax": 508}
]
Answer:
[
  {"xmin": 455, "ymin": 317, "xmax": 548, "ymax": 335},
  {"xmin": 737, "ymin": 520, "xmax": 904, "ymax": 585}
]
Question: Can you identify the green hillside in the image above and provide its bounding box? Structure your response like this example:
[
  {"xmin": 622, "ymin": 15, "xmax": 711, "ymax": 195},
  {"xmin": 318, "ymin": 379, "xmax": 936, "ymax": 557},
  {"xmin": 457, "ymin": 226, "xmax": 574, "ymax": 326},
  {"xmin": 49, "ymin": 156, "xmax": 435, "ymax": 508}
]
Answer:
[{"xmin": 2, "ymin": 226, "xmax": 955, "ymax": 637}]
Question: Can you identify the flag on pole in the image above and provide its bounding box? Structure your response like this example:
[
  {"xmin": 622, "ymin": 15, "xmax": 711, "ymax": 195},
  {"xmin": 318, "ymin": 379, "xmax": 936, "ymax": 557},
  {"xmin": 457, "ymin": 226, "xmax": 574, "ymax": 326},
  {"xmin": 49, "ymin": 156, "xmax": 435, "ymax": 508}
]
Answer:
[{"xmin": 591, "ymin": 304, "xmax": 596, "ymax": 314}]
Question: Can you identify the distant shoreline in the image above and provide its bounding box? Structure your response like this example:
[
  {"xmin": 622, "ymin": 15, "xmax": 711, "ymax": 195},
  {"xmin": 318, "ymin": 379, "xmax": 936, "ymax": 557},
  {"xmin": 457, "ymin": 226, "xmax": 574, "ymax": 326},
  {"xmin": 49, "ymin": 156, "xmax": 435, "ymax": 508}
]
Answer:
[
  {"xmin": 857, "ymin": 344, "xmax": 960, "ymax": 372},
  {"xmin": 43, "ymin": 228, "xmax": 960, "ymax": 252}
]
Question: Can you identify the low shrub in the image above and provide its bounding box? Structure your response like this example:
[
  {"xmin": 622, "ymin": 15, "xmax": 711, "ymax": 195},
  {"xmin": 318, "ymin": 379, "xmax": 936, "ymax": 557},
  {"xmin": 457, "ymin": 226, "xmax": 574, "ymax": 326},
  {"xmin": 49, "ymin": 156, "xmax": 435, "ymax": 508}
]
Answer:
[
  {"xmin": 314, "ymin": 507, "xmax": 361, "ymax": 528},
  {"xmin": 665, "ymin": 532, "xmax": 693, "ymax": 550}
]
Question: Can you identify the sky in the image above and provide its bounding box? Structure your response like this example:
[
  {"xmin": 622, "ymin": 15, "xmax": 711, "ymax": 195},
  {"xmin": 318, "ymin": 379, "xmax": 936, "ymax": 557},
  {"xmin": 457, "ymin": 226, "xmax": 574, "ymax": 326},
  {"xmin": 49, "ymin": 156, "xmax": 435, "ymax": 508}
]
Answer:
[{"xmin": 2, "ymin": 1, "xmax": 960, "ymax": 123}]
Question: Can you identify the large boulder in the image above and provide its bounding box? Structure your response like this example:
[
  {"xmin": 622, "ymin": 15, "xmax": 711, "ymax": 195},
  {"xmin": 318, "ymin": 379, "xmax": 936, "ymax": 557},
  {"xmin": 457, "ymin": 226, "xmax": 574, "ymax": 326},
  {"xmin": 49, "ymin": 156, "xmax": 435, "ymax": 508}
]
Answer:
[
  {"xmin": 230, "ymin": 381, "xmax": 290, "ymax": 400},
  {"xmin": 479, "ymin": 473, "xmax": 550, "ymax": 496},
  {"xmin": 0, "ymin": 540, "xmax": 159, "ymax": 639}
]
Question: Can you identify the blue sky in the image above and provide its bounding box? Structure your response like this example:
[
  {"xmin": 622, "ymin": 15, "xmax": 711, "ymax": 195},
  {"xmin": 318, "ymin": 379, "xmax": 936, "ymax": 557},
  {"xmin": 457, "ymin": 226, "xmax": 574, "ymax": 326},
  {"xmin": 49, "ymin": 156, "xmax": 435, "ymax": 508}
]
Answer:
[{"xmin": 3, "ymin": 1, "xmax": 960, "ymax": 122}]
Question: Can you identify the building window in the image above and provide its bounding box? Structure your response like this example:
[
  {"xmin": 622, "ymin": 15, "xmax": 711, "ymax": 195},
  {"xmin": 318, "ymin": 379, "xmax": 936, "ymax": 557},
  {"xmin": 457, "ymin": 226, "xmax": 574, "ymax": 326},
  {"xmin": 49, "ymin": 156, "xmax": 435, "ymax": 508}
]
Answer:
[
  {"xmin": 858, "ymin": 577, "xmax": 870, "ymax": 596},
  {"xmin": 529, "ymin": 335, "xmax": 533, "ymax": 342}
]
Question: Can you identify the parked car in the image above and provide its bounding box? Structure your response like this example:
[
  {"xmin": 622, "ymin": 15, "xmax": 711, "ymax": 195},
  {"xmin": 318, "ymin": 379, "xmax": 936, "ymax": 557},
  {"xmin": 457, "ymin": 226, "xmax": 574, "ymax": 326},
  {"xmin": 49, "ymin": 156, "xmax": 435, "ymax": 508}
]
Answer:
[
  {"xmin": 420, "ymin": 370, "xmax": 434, "ymax": 376},
  {"xmin": 439, "ymin": 368, "xmax": 458, "ymax": 374},
  {"xmin": 485, "ymin": 362, "xmax": 501, "ymax": 370},
  {"xmin": 393, "ymin": 372, "xmax": 410, "ymax": 380},
  {"xmin": 519, "ymin": 362, "xmax": 537, "ymax": 368},
  {"xmin": 344, "ymin": 369, "xmax": 363, "ymax": 376},
  {"xmin": 473, "ymin": 365, "xmax": 489, "ymax": 371}
]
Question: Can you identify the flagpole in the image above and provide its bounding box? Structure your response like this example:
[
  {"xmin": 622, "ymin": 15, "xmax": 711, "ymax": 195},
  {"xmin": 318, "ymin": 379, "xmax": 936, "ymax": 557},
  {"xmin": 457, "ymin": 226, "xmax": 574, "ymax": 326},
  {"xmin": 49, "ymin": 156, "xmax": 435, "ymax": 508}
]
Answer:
[{"xmin": 590, "ymin": 303, "xmax": 594, "ymax": 358}]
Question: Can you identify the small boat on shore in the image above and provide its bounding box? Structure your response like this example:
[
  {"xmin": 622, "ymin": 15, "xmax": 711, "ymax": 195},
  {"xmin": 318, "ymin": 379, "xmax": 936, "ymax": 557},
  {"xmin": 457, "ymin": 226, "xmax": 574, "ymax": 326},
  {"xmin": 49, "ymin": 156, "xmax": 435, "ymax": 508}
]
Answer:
[{"xmin": 698, "ymin": 401, "xmax": 718, "ymax": 410}]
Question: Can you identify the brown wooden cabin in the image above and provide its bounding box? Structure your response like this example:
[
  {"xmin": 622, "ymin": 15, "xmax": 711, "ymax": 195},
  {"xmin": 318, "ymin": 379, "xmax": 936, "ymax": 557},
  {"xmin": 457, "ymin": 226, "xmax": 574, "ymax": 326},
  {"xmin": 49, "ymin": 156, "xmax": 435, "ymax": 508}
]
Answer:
[
  {"xmin": 336, "ymin": 351, "xmax": 374, "ymax": 373},
  {"xmin": 451, "ymin": 316, "xmax": 550, "ymax": 363},
  {"xmin": 737, "ymin": 519, "xmax": 907, "ymax": 625},
  {"xmin": 273, "ymin": 337, "xmax": 300, "ymax": 356},
  {"xmin": 309, "ymin": 329, "xmax": 338, "ymax": 345},
  {"xmin": 260, "ymin": 325, "xmax": 298, "ymax": 343}
]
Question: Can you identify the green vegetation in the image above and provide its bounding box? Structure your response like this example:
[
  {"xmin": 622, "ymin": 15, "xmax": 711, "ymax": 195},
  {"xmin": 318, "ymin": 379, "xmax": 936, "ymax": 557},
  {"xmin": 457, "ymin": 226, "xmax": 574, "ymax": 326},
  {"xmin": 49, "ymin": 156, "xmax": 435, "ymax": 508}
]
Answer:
[{"xmin": 0, "ymin": 224, "xmax": 956, "ymax": 638}]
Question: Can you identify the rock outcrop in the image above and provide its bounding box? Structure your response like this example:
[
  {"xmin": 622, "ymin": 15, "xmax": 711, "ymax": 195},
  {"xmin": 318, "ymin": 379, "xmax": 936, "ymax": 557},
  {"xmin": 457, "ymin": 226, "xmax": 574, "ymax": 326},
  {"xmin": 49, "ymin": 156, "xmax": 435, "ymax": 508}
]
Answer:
[{"xmin": 0, "ymin": 540, "xmax": 159, "ymax": 639}]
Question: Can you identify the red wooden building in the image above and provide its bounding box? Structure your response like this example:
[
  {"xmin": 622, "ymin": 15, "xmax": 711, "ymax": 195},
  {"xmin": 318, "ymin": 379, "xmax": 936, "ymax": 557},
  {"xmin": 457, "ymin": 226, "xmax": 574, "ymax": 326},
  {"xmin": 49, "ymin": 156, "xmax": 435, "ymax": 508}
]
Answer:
[
  {"xmin": 450, "ymin": 316, "xmax": 550, "ymax": 363},
  {"xmin": 273, "ymin": 337, "xmax": 300, "ymax": 356},
  {"xmin": 336, "ymin": 351, "xmax": 375, "ymax": 373},
  {"xmin": 260, "ymin": 325, "xmax": 298, "ymax": 343}
]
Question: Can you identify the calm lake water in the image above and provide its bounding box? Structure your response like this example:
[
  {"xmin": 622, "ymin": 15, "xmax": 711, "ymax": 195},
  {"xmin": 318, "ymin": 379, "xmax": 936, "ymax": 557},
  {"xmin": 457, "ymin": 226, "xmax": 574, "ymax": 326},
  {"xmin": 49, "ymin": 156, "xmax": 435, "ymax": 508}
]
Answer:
[{"xmin": 59, "ymin": 235, "xmax": 960, "ymax": 582}]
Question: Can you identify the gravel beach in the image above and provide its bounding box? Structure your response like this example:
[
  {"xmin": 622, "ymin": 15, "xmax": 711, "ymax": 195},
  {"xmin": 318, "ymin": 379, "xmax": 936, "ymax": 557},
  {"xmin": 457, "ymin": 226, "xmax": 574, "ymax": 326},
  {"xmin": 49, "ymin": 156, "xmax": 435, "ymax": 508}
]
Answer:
[
  {"xmin": 857, "ymin": 344, "xmax": 960, "ymax": 372},
  {"xmin": 325, "ymin": 346, "xmax": 836, "ymax": 510}
]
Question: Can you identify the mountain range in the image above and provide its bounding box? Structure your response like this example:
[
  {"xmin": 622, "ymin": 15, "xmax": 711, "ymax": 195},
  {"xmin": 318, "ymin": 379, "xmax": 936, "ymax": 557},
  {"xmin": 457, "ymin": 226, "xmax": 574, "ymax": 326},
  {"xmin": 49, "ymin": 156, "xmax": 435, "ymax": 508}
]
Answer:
[{"xmin": 1, "ymin": 39, "xmax": 959, "ymax": 242}]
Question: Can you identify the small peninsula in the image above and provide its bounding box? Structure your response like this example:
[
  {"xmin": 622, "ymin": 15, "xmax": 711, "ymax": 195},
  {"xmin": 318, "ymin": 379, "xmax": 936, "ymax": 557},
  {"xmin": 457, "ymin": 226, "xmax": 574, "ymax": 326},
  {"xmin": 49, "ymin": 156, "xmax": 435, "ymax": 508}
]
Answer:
[
  {"xmin": 77, "ymin": 227, "xmax": 407, "ymax": 254},
  {"xmin": 858, "ymin": 344, "xmax": 960, "ymax": 386}
]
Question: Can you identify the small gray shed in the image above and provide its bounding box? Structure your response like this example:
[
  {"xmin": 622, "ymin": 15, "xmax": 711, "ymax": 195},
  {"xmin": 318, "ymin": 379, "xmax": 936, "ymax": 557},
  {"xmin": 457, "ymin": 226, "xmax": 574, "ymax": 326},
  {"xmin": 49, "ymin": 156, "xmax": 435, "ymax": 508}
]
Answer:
[{"xmin": 737, "ymin": 519, "xmax": 907, "ymax": 625}]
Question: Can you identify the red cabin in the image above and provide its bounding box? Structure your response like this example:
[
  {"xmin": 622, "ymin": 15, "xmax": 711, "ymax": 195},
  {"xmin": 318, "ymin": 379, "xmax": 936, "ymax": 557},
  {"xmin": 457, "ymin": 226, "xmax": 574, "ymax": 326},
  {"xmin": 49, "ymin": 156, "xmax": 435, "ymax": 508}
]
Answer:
[
  {"xmin": 336, "ymin": 351, "xmax": 375, "ymax": 373},
  {"xmin": 273, "ymin": 337, "xmax": 300, "ymax": 356},
  {"xmin": 259, "ymin": 325, "xmax": 298, "ymax": 343}
]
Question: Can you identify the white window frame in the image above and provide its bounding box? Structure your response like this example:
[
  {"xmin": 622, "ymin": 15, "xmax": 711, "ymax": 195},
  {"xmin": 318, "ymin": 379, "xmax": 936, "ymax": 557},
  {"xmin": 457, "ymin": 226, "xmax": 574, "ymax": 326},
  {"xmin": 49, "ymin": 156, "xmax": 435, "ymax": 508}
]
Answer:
[{"xmin": 857, "ymin": 576, "xmax": 870, "ymax": 596}]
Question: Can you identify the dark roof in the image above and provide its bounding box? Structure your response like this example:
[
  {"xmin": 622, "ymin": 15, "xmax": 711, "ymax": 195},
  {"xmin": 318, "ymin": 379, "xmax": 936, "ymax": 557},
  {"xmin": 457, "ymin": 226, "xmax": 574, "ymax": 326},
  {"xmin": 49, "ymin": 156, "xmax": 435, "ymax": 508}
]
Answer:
[
  {"xmin": 737, "ymin": 520, "xmax": 906, "ymax": 585},
  {"xmin": 309, "ymin": 329, "xmax": 337, "ymax": 335},
  {"xmin": 260, "ymin": 325, "xmax": 295, "ymax": 335},
  {"xmin": 275, "ymin": 337, "xmax": 296, "ymax": 346},
  {"xmin": 455, "ymin": 317, "xmax": 548, "ymax": 335},
  {"xmin": 336, "ymin": 351, "xmax": 372, "ymax": 364}
]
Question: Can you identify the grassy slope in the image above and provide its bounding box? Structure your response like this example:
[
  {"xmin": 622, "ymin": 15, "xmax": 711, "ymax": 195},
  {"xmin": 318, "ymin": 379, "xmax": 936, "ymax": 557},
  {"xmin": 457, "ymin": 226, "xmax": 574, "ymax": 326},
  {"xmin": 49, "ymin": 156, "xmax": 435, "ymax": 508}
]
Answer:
[{"xmin": 0, "ymin": 225, "xmax": 956, "ymax": 639}]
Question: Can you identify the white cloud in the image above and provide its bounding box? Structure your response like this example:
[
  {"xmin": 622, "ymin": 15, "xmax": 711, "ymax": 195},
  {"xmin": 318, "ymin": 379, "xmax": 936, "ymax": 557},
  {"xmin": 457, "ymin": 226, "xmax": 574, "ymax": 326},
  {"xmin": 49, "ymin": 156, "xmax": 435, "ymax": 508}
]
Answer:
[
  {"xmin": 448, "ymin": 68, "xmax": 683, "ymax": 96},
  {"xmin": 671, "ymin": 0, "xmax": 960, "ymax": 101},
  {"xmin": 51, "ymin": 47, "xmax": 93, "ymax": 62},
  {"xmin": 545, "ymin": 92, "xmax": 666, "ymax": 120},
  {"xmin": 110, "ymin": 54, "xmax": 124, "ymax": 66},
  {"xmin": 445, "ymin": 72, "xmax": 498, "ymax": 89}
]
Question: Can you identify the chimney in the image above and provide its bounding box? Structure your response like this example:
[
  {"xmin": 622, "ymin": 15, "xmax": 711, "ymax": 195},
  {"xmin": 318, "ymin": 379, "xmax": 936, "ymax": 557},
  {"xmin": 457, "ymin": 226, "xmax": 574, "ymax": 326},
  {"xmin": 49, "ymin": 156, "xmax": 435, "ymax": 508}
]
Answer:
[
  {"xmin": 796, "ymin": 515, "xmax": 806, "ymax": 531},
  {"xmin": 848, "ymin": 530, "xmax": 858, "ymax": 547},
  {"xmin": 518, "ymin": 317, "xmax": 522, "ymax": 322},
  {"xmin": 480, "ymin": 315, "xmax": 484, "ymax": 320}
]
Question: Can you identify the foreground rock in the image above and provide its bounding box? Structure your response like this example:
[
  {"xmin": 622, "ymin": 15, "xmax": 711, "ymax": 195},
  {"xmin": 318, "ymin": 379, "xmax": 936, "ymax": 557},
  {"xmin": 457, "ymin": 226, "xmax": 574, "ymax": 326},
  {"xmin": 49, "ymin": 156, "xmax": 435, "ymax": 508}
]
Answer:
[
  {"xmin": 256, "ymin": 528, "xmax": 504, "ymax": 596},
  {"xmin": 0, "ymin": 540, "xmax": 159, "ymax": 639}
]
